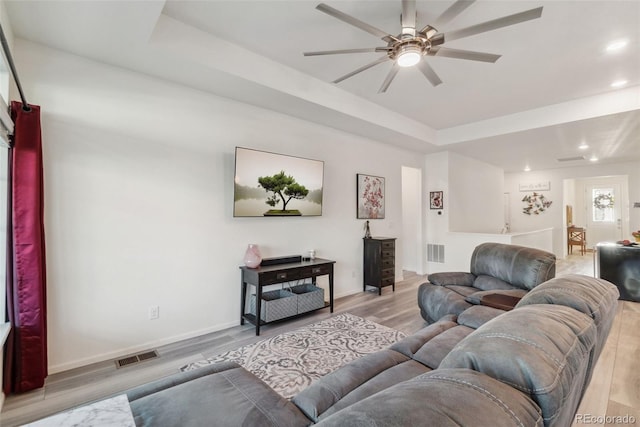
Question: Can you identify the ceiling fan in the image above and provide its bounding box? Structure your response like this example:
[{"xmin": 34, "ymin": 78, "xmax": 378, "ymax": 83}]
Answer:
[{"xmin": 304, "ymin": 0, "xmax": 543, "ymax": 93}]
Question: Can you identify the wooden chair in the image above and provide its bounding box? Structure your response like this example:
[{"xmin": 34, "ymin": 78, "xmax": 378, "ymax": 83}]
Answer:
[{"xmin": 568, "ymin": 226, "xmax": 587, "ymax": 255}]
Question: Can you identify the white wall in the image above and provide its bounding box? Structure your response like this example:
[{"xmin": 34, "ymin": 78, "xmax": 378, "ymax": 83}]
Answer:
[
  {"xmin": 448, "ymin": 152, "xmax": 504, "ymax": 233},
  {"xmin": 424, "ymin": 151, "xmax": 507, "ymax": 273},
  {"xmin": 506, "ymin": 161, "xmax": 640, "ymax": 257},
  {"xmin": 16, "ymin": 40, "xmax": 423, "ymax": 372},
  {"xmin": 401, "ymin": 166, "xmax": 422, "ymax": 274}
]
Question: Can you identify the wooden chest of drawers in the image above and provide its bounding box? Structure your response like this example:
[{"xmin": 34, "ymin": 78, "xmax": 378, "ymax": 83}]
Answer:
[{"xmin": 363, "ymin": 237, "xmax": 396, "ymax": 295}]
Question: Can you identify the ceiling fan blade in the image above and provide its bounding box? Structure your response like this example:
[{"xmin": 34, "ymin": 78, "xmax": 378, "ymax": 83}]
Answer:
[
  {"xmin": 304, "ymin": 47, "xmax": 389, "ymax": 56},
  {"xmin": 316, "ymin": 3, "xmax": 397, "ymax": 43},
  {"xmin": 401, "ymin": 0, "xmax": 417, "ymax": 32},
  {"xmin": 378, "ymin": 63, "xmax": 400, "ymax": 93},
  {"xmin": 417, "ymin": 60, "xmax": 443, "ymax": 86},
  {"xmin": 445, "ymin": 7, "xmax": 543, "ymax": 42},
  {"xmin": 431, "ymin": 0, "xmax": 475, "ymax": 29},
  {"xmin": 429, "ymin": 46, "xmax": 501, "ymax": 63},
  {"xmin": 333, "ymin": 55, "xmax": 390, "ymax": 84}
]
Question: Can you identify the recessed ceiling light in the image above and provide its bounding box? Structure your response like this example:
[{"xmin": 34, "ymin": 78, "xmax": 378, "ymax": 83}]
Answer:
[
  {"xmin": 578, "ymin": 143, "xmax": 589, "ymax": 150},
  {"xmin": 611, "ymin": 80, "xmax": 628, "ymax": 88},
  {"xmin": 524, "ymin": 165, "xmax": 531, "ymax": 172},
  {"xmin": 589, "ymin": 155, "xmax": 599, "ymax": 162},
  {"xmin": 606, "ymin": 39, "xmax": 628, "ymax": 52}
]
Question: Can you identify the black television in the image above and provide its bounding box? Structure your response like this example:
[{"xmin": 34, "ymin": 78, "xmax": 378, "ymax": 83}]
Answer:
[{"xmin": 233, "ymin": 147, "xmax": 324, "ymax": 217}]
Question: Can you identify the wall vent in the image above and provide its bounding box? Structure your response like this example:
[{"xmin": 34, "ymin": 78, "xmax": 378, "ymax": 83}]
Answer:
[
  {"xmin": 115, "ymin": 350, "xmax": 159, "ymax": 369},
  {"xmin": 557, "ymin": 156, "xmax": 585, "ymax": 162},
  {"xmin": 427, "ymin": 244, "xmax": 445, "ymax": 263}
]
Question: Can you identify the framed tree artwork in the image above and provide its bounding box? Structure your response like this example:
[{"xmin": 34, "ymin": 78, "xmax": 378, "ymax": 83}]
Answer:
[
  {"xmin": 430, "ymin": 191, "xmax": 443, "ymax": 210},
  {"xmin": 357, "ymin": 174, "xmax": 385, "ymax": 219}
]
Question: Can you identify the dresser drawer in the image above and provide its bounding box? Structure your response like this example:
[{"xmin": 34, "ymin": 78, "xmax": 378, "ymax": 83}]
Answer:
[
  {"xmin": 381, "ymin": 267, "xmax": 395, "ymax": 280},
  {"xmin": 381, "ymin": 258, "xmax": 394, "ymax": 269},
  {"xmin": 381, "ymin": 276, "xmax": 395, "ymax": 287},
  {"xmin": 381, "ymin": 250, "xmax": 395, "ymax": 259},
  {"xmin": 381, "ymin": 240, "xmax": 395, "ymax": 250},
  {"xmin": 259, "ymin": 269, "xmax": 301, "ymax": 285}
]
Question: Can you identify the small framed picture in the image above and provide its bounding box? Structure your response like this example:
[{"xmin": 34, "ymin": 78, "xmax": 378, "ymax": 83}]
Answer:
[{"xmin": 430, "ymin": 191, "xmax": 443, "ymax": 210}]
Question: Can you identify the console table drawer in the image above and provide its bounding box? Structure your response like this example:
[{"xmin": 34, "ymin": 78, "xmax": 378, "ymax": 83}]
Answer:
[
  {"xmin": 260, "ymin": 270, "xmax": 301, "ymax": 284},
  {"xmin": 300, "ymin": 265, "xmax": 332, "ymax": 277}
]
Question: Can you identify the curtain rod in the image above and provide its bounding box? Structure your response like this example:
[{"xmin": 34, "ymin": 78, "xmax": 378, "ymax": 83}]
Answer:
[{"xmin": 0, "ymin": 21, "xmax": 30, "ymax": 112}]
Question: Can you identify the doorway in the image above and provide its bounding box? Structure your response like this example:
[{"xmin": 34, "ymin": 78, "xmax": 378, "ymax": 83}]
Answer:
[
  {"xmin": 401, "ymin": 166, "xmax": 423, "ymax": 275},
  {"xmin": 564, "ymin": 175, "xmax": 629, "ymax": 254}
]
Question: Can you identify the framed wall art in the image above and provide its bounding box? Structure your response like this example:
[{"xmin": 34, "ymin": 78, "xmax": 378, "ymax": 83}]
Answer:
[
  {"xmin": 233, "ymin": 147, "xmax": 324, "ymax": 217},
  {"xmin": 429, "ymin": 191, "xmax": 443, "ymax": 210},
  {"xmin": 357, "ymin": 174, "xmax": 385, "ymax": 219}
]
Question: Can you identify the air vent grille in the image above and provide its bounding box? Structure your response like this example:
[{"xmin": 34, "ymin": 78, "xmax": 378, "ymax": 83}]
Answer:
[
  {"xmin": 115, "ymin": 350, "xmax": 159, "ymax": 369},
  {"xmin": 427, "ymin": 244, "xmax": 445, "ymax": 263},
  {"xmin": 557, "ymin": 156, "xmax": 585, "ymax": 162}
]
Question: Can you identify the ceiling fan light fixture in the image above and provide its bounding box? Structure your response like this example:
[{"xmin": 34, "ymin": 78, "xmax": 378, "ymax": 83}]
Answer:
[{"xmin": 396, "ymin": 45, "xmax": 423, "ymax": 67}]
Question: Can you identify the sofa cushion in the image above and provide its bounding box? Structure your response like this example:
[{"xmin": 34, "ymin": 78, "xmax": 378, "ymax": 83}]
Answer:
[
  {"xmin": 410, "ymin": 325, "xmax": 475, "ymax": 369},
  {"xmin": 457, "ymin": 305, "xmax": 507, "ymax": 329},
  {"xmin": 296, "ymin": 359, "xmax": 431, "ymax": 422},
  {"xmin": 291, "ymin": 349, "xmax": 428, "ymax": 422},
  {"xmin": 314, "ymin": 369, "xmax": 543, "ymax": 427},
  {"xmin": 417, "ymin": 283, "xmax": 472, "ymax": 323},
  {"xmin": 516, "ymin": 274, "xmax": 619, "ymax": 331},
  {"xmin": 390, "ymin": 319, "xmax": 459, "ymax": 358},
  {"xmin": 470, "ymin": 243, "xmax": 556, "ymax": 290},
  {"xmin": 473, "ymin": 274, "xmax": 518, "ymax": 291},
  {"xmin": 127, "ymin": 361, "xmax": 311, "ymax": 427},
  {"xmin": 440, "ymin": 305, "xmax": 596, "ymax": 427},
  {"xmin": 517, "ymin": 274, "xmax": 620, "ymax": 398}
]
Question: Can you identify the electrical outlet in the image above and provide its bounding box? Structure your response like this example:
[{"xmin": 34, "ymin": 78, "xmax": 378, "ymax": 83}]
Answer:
[{"xmin": 148, "ymin": 305, "xmax": 159, "ymax": 320}]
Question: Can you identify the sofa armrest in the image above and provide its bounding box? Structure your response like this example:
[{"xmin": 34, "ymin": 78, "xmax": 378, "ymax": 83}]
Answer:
[
  {"xmin": 465, "ymin": 289, "xmax": 528, "ymax": 306},
  {"xmin": 428, "ymin": 272, "xmax": 476, "ymax": 287},
  {"xmin": 127, "ymin": 361, "xmax": 239, "ymax": 402}
]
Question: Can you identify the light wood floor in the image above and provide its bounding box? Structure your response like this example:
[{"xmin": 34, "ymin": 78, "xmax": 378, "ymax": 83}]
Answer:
[{"xmin": 1, "ymin": 254, "xmax": 638, "ymax": 426}]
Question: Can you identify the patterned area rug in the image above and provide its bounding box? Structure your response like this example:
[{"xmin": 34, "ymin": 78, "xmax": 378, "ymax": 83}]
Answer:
[{"xmin": 180, "ymin": 313, "xmax": 406, "ymax": 399}]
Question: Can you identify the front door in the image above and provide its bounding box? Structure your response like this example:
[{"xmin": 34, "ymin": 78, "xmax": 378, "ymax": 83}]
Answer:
[{"xmin": 586, "ymin": 183, "xmax": 623, "ymax": 245}]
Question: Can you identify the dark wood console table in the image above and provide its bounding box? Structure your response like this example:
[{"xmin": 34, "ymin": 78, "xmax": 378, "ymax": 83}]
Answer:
[{"xmin": 240, "ymin": 258, "xmax": 335, "ymax": 335}]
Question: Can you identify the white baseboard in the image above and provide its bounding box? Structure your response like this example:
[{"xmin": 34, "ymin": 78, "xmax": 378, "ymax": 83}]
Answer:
[{"xmin": 48, "ymin": 320, "xmax": 239, "ymax": 374}]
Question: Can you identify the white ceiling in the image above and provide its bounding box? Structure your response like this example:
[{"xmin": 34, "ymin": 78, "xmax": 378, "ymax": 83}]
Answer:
[{"xmin": 5, "ymin": 0, "xmax": 640, "ymax": 172}]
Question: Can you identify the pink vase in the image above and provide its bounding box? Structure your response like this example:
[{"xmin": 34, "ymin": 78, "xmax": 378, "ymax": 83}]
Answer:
[{"xmin": 244, "ymin": 244, "xmax": 262, "ymax": 268}]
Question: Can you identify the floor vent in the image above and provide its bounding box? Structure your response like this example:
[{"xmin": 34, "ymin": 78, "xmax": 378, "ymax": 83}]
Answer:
[
  {"xmin": 115, "ymin": 350, "xmax": 159, "ymax": 369},
  {"xmin": 427, "ymin": 244, "xmax": 445, "ymax": 263}
]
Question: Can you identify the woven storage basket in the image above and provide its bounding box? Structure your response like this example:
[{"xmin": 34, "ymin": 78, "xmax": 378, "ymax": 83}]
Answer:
[
  {"xmin": 291, "ymin": 284, "xmax": 325, "ymax": 314},
  {"xmin": 249, "ymin": 289, "xmax": 297, "ymax": 322}
]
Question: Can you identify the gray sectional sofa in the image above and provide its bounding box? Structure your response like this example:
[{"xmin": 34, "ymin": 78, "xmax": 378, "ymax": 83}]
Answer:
[
  {"xmin": 126, "ymin": 274, "xmax": 619, "ymax": 426},
  {"xmin": 418, "ymin": 242, "xmax": 557, "ymax": 323}
]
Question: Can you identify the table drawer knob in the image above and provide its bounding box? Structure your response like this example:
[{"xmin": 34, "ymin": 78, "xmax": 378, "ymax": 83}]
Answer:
[
  {"xmin": 277, "ymin": 273, "xmax": 288, "ymax": 280},
  {"xmin": 312, "ymin": 268, "xmax": 322, "ymax": 274}
]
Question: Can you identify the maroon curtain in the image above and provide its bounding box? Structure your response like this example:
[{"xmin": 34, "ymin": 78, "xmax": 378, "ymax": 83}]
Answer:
[{"xmin": 3, "ymin": 101, "xmax": 47, "ymax": 393}]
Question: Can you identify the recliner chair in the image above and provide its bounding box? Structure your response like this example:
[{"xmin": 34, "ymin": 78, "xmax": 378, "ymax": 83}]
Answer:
[{"xmin": 418, "ymin": 242, "xmax": 556, "ymax": 323}]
